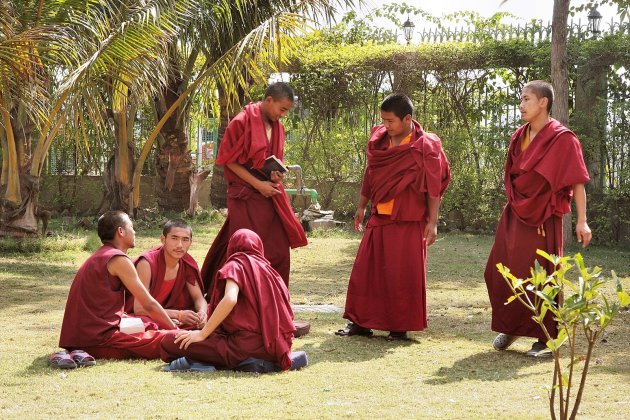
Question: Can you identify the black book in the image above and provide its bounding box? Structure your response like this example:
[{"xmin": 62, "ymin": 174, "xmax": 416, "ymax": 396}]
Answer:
[{"xmin": 252, "ymin": 155, "xmax": 288, "ymax": 180}]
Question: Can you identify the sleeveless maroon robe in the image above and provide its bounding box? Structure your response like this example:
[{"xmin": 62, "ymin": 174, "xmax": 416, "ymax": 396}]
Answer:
[
  {"xmin": 59, "ymin": 244, "xmax": 170, "ymax": 359},
  {"xmin": 485, "ymin": 119, "xmax": 590, "ymax": 340},
  {"xmin": 343, "ymin": 121, "xmax": 451, "ymax": 332},
  {"xmin": 161, "ymin": 229, "xmax": 295, "ymax": 370},
  {"xmin": 201, "ymin": 102, "xmax": 307, "ymax": 290},
  {"xmin": 125, "ymin": 246, "xmax": 204, "ymax": 313}
]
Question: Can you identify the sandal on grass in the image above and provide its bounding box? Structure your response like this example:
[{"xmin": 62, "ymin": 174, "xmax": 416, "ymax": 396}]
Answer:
[
  {"xmin": 162, "ymin": 357, "xmax": 216, "ymax": 372},
  {"xmin": 69, "ymin": 350, "xmax": 96, "ymax": 367},
  {"xmin": 48, "ymin": 351, "xmax": 77, "ymax": 369},
  {"xmin": 335, "ymin": 322, "xmax": 373, "ymax": 337}
]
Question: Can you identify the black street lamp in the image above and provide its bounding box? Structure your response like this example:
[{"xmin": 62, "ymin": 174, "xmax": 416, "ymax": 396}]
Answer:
[
  {"xmin": 402, "ymin": 16, "xmax": 415, "ymax": 45},
  {"xmin": 587, "ymin": 7, "xmax": 603, "ymax": 36}
]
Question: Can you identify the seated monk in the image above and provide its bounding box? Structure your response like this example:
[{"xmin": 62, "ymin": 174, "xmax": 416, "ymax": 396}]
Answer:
[
  {"xmin": 161, "ymin": 229, "xmax": 297, "ymax": 371},
  {"xmin": 130, "ymin": 219, "xmax": 207, "ymax": 329},
  {"xmin": 59, "ymin": 211, "xmax": 177, "ymax": 359}
]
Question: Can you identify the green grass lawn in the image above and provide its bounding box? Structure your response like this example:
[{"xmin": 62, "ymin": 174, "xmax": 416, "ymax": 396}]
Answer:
[{"xmin": 0, "ymin": 220, "xmax": 628, "ymax": 419}]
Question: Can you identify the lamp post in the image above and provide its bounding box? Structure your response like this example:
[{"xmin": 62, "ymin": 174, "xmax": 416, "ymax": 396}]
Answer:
[
  {"xmin": 402, "ymin": 16, "xmax": 415, "ymax": 45},
  {"xmin": 587, "ymin": 7, "xmax": 603, "ymax": 37}
]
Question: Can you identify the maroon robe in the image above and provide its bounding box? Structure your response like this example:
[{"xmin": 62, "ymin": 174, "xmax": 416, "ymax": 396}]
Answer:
[
  {"xmin": 59, "ymin": 244, "xmax": 169, "ymax": 359},
  {"xmin": 201, "ymin": 102, "xmax": 307, "ymax": 290},
  {"xmin": 125, "ymin": 246, "xmax": 204, "ymax": 313},
  {"xmin": 161, "ymin": 229, "xmax": 295, "ymax": 370},
  {"xmin": 343, "ymin": 121, "xmax": 451, "ymax": 332},
  {"xmin": 485, "ymin": 119, "xmax": 590, "ymax": 340}
]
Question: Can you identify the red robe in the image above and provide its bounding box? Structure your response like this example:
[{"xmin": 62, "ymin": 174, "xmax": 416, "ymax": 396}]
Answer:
[
  {"xmin": 59, "ymin": 244, "xmax": 169, "ymax": 359},
  {"xmin": 201, "ymin": 102, "xmax": 307, "ymax": 290},
  {"xmin": 485, "ymin": 119, "xmax": 590, "ymax": 340},
  {"xmin": 125, "ymin": 246, "xmax": 204, "ymax": 313},
  {"xmin": 161, "ymin": 229, "xmax": 295, "ymax": 370},
  {"xmin": 343, "ymin": 121, "xmax": 451, "ymax": 331}
]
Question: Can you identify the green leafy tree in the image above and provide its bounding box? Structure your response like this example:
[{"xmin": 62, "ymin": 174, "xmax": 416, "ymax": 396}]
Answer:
[{"xmin": 497, "ymin": 250, "xmax": 630, "ymax": 420}]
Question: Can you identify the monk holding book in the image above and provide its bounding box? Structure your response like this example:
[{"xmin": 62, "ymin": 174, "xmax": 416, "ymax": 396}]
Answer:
[
  {"xmin": 128, "ymin": 219, "xmax": 207, "ymax": 329},
  {"xmin": 201, "ymin": 82, "xmax": 306, "ymax": 291},
  {"xmin": 485, "ymin": 80, "xmax": 592, "ymax": 357},
  {"xmin": 58, "ymin": 211, "xmax": 176, "ymax": 360}
]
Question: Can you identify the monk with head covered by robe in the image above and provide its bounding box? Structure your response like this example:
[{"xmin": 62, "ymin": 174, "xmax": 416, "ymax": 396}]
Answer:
[
  {"xmin": 485, "ymin": 80, "xmax": 592, "ymax": 357},
  {"xmin": 129, "ymin": 219, "xmax": 207, "ymax": 329},
  {"xmin": 160, "ymin": 229, "xmax": 298, "ymax": 371},
  {"xmin": 335, "ymin": 93, "xmax": 451, "ymax": 341},
  {"xmin": 58, "ymin": 211, "xmax": 177, "ymax": 360}
]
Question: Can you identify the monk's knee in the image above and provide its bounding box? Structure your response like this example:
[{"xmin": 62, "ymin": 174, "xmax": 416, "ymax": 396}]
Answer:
[{"xmin": 159, "ymin": 331, "xmax": 180, "ymax": 362}]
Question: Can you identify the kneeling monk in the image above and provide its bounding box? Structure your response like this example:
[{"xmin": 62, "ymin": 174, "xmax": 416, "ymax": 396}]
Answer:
[
  {"xmin": 59, "ymin": 211, "xmax": 177, "ymax": 359},
  {"xmin": 130, "ymin": 219, "xmax": 207, "ymax": 329},
  {"xmin": 161, "ymin": 229, "xmax": 296, "ymax": 370}
]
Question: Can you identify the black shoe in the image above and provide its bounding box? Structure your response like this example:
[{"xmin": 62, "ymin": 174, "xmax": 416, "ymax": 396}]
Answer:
[
  {"xmin": 386, "ymin": 331, "xmax": 409, "ymax": 341},
  {"xmin": 335, "ymin": 322, "xmax": 373, "ymax": 337}
]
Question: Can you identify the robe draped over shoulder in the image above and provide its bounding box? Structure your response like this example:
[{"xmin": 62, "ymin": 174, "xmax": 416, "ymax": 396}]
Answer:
[
  {"xmin": 201, "ymin": 102, "xmax": 306, "ymax": 290},
  {"xmin": 343, "ymin": 121, "xmax": 451, "ymax": 331},
  {"xmin": 485, "ymin": 119, "xmax": 590, "ymax": 340}
]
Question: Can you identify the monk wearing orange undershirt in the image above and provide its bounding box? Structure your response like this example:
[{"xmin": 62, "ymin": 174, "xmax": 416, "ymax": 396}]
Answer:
[{"xmin": 336, "ymin": 93, "xmax": 451, "ymax": 341}]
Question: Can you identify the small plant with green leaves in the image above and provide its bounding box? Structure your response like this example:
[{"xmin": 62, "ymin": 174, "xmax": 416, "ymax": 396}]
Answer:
[{"xmin": 497, "ymin": 250, "xmax": 630, "ymax": 420}]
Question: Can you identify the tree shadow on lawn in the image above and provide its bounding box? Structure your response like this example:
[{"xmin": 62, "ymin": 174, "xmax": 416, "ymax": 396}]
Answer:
[
  {"xmin": 424, "ymin": 349, "xmax": 551, "ymax": 385},
  {"xmin": 0, "ymin": 264, "xmax": 75, "ymax": 311}
]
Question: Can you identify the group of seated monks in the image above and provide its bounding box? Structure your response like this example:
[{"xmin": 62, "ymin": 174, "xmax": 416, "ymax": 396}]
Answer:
[{"xmin": 51, "ymin": 210, "xmax": 306, "ymax": 372}]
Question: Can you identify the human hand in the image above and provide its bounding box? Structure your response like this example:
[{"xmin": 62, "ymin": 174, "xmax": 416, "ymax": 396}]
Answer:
[
  {"xmin": 575, "ymin": 221, "xmax": 592, "ymax": 248},
  {"xmin": 196, "ymin": 310, "xmax": 208, "ymax": 329},
  {"xmin": 354, "ymin": 207, "xmax": 366, "ymax": 232},
  {"xmin": 424, "ymin": 221, "xmax": 438, "ymax": 246},
  {"xmin": 179, "ymin": 310, "xmax": 201, "ymax": 327},
  {"xmin": 270, "ymin": 170, "xmax": 285, "ymax": 183},
  {"xmin": 174, "ymin": 330, "xmax": 206, "ymax": 350},
  {"xmin": 256, "ymin": 181, "xmax": 281, "ymax": 198}
]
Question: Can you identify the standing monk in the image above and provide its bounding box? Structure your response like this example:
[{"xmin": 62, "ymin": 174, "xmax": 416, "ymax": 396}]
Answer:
[
  {"xmin": 129, "ymin": 219, "xmax": 207, "ymax": 329},
  {"xmin": 201, "ymin": 82, "xmax": 307, "ymax": 290},
  {"xmin": 161, "ymin": 229, "xmax": 297, "ymax": 371},
  {"xmin": 336, "ymin": 93, "xmax": 451, "ymax": 341},
  {"xmin": 485, "ymin": 80, "xmax": 592, "ymax": 356},
  {"xmin": 59, "ymin": 211, "xmax": 177, "ymax": 360}
]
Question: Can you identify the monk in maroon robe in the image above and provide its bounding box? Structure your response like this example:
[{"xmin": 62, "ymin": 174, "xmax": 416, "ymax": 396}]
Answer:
[
  {"xmin": 485, "ymin": 80, "xmax": 592, "ymax": 357},
  {"xmin": 129, "ymin": 219, "xmax": 207, "ymax": 329},
  {"xmin": 161, "ymin": 229, "xmax": 296, "ymax": 370},
  {"xmin": 336, "ymin": 93, "xmax": 451, "ymax": 341},
  {"xmin": 59, "ymin": 211, "xmax": 177, "ymax": 359},
  {"xmin": 201, "ymin": 82, "xmax": 307, "ymax": 291}
]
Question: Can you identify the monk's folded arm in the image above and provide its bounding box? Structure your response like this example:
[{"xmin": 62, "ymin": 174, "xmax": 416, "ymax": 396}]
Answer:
[
  {"xmin": 108, "ymin": 256, "xmax": 177, "ymax": 330},
  {"xmin": 198, "ymin": 279, "xmax": 239, "ymax": 338},
  {"xmin": 225, "ymin": 162, "xmax": 265, "ymax": 190}
]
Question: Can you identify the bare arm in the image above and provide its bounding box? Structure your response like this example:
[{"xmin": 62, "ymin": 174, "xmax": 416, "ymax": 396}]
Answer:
[
  {"xmin": 225, "ymin": 162, "xmax": 280, "ymax": 198},
  {"xmin": 354, "ymin": 194, "xmax": 370, "ymax": 232},
  {"xmin": 573, "ymin": 183, "xmax": 592, "ymax": 248},
  {"xmin": 174, "ymin": 279, "xmax": 239, "ymax": 349},
  {"xmin": 108, "ymin": 256, "xmax": 177, "ymax": 330},
  {"xmin": 186, "ymin": 281, "xmax": 208, "ymax": 327},
  {"xmin": 423, "ymin": 195, "xmax": 441, "ymax": 246}
]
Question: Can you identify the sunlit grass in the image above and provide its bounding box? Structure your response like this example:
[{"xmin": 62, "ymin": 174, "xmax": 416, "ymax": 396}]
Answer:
[{"xmin": 0, "ymin": 220, "xmax": 628, "ymax": 419}]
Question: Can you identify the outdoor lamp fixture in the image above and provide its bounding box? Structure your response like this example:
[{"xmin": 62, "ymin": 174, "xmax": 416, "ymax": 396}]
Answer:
[
  {"xmin": 402, "ymin": 16, "xmax": 415, "ymax": 45},
  {"xmin": 587, "ymin": 7, "xmax": 603, "ymax": 36}
]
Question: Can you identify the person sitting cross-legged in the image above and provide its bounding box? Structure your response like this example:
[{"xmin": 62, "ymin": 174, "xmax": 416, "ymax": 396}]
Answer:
[
  {"xmin": 128, "ymin": 219, "xmax": 207, "ymax": 329},
  {"xmin": 160, "ymin": 229, "xmax": 305, "ymax": 372}
]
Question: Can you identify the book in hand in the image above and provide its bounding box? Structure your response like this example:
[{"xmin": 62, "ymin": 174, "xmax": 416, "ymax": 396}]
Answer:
[{"xmin": 252, "ymin": 155, "xmax": 288, "ymax": 180}]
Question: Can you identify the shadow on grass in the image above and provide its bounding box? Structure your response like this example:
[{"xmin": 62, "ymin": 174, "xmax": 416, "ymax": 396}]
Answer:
[{"xmin": 425, "ymin": 350, "xmax": 551, "ymax": 385}]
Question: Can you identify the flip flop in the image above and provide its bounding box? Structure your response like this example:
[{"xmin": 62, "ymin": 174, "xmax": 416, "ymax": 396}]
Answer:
[
  {"xmin": 162, "ymin": 357, "xmax": 216, "ymax": 372},
  {"xmin": 48, "ymin": 351, "xmax": 77, "ymax": 369},
  {"xmin": 234, "ymin": 357, "xmax": 279, "ymax": 373},
  {"xmin": 289, "ymin": 351, "xmax": 308, "ymax": 370},
  {"xmin": 69, "ymin": 350, "xmax": 96, "ymax": 367},
  {"xmin": 335, "ymin": 323, "xmax": 373, "ymax": 337}
]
